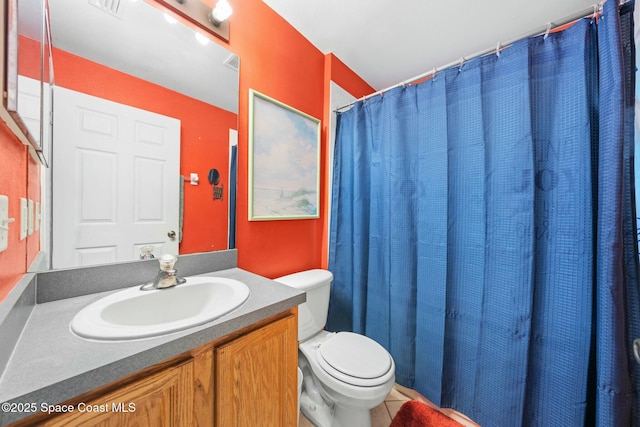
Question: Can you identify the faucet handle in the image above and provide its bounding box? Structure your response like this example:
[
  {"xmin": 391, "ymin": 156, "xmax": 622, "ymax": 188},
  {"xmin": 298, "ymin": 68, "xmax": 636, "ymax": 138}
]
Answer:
[{"xmin": 158, "ymin": 254, "xmax": 177, "ymax": 271}]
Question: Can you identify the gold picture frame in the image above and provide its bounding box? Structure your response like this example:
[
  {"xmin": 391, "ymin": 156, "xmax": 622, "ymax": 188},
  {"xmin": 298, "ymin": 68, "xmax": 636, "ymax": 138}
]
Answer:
[{"xmin": 248, "ymin": 90, "xmax": 321, "ymax": 221}]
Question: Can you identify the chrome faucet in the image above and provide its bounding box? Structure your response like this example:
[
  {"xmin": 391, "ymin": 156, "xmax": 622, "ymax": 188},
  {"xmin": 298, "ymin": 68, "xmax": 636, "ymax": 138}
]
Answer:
[{"xmin": 140, "ymin": 254, "xmax": 186, "ymax": 291}]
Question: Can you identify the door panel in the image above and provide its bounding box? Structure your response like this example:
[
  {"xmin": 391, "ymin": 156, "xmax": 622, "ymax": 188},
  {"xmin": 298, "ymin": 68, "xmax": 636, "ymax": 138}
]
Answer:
[{"xmin": 53, "ymin": 87, "xmax": 180, "ymax": 268}]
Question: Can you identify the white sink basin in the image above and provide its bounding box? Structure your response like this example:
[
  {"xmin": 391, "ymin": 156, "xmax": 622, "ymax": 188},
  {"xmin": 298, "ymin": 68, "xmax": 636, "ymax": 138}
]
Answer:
[{"xmin": 71, "ymin": 276, "xmax": 250, "ymax": 340}]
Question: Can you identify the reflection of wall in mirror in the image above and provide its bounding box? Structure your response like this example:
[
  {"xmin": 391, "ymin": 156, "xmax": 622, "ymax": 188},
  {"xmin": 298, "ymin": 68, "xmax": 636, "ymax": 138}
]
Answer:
[
  {"xmin": 52, "ymin": 47, "xmax": 238, "ymax": 255},
  {"xmin": 17, "ymin": 35, "xmax": 41, "ymax": 80}
]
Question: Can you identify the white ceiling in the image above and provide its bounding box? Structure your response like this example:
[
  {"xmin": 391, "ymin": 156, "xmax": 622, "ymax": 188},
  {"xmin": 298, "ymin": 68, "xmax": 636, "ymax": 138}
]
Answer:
[
  {"xmin": 47, "ymin": 0, "xmax": 239, "ymax": 112},
  {"xmin": 45, "ymin": 0, "xmax": 600, "ymax": 109},
  {"xmin": 263, "ymin": 0, "xmax": 597, "ymax": 91}
]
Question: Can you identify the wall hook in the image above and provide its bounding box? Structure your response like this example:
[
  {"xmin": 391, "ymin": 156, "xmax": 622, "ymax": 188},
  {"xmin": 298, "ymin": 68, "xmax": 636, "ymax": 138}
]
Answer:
[{"xmin": 208, "ymin": 168, "xmax": 224, "ymax": 201}]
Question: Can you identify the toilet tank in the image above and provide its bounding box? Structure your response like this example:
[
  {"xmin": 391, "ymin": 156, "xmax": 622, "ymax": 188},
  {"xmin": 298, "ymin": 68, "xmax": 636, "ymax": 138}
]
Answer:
[{"xmin": 275, "ymin": 269, "xmax": 333, "ymax": 341}]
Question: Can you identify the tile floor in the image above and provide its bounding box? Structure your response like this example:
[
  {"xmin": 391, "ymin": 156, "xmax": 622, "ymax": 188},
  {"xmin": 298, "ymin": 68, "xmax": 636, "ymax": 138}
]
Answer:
[{"xmin": 299, "ymin": 384, "xmax": 480, "ymax": 427}]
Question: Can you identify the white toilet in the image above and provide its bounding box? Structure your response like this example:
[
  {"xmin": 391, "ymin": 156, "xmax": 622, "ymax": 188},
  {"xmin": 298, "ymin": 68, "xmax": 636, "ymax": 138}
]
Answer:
[{"xmin": 275, "ymin": 269, "xmax": 395, "ymax": 427}]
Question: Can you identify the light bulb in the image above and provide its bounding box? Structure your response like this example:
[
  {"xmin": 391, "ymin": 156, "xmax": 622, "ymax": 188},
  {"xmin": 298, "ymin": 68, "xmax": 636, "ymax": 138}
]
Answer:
[{"xmin": 209, "ymin": 0, "xmax": 232, "ymax": 27}]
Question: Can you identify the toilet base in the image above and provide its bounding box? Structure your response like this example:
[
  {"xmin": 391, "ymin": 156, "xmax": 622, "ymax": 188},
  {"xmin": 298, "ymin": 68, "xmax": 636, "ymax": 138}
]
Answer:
[
  {"xmin": 300, "ymin": 391, "xmax": 333, "ymax": 427},
  {"xmin": 333, "ymin": 405, "xmax": 371, "ymax": 427},
  {"xmin": 300, "ymin": 391, "xmax": 372, "ymax": 427}
]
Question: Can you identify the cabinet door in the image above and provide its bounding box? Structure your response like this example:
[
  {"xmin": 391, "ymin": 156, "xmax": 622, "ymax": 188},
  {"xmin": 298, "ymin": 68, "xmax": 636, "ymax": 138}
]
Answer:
[
  {"xmin": 216, "ymin": 314, "xmax": 298, "ymax": 427},
  {"xmin": 41, "ymin": 360, "xmax": 193, "ymax": 427}
]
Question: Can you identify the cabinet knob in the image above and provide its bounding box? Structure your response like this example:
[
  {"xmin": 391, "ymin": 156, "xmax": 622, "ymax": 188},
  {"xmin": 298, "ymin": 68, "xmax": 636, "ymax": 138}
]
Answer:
[{"xmin": 168, "ymin": 230, "xmax": 176, "ymax": 239}]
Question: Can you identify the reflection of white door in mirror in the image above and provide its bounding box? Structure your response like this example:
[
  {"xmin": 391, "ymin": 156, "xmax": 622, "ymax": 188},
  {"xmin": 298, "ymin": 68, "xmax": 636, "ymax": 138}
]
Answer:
[
  {"xmin": 16, "ymin": 76, "xmax": 41, "ymax": 140},
  {"xmin": 52, "ymin": 87, "xmax": 180, "ymax": 269}
]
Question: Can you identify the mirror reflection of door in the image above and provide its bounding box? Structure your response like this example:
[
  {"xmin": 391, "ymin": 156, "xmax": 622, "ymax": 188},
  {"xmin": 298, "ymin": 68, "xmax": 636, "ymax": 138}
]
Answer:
[
  {"xmin": 52, "ymin": 86, "xmax": 180, "ymax": 269},
  {"xmin": 16, "ymin": 76, "xmax": 41, "ymax": 141}
]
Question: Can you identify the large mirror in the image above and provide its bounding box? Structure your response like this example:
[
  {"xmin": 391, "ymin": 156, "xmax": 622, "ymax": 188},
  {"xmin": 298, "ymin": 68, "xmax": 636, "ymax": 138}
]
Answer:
[
  {"xmin": 29, "ymin": 0, "xmax": 239, "ymax": 271},
  {"xmin": 5, "ymin": 0, "xmax": 51, "ymax": 164}
]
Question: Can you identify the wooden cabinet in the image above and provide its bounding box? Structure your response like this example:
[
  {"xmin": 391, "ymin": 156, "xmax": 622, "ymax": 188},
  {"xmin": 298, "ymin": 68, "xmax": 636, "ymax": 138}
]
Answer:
[
  {"xmin": 40, "ymin": 360, "xmax": 194, "ymax": 427},
  {"xmin": 12, "ymin": 309, "xmax": 297, "ymax": 427},
  {"xmin": 216, "ymin": 314, "xmax": 297, "ymax": 426}
]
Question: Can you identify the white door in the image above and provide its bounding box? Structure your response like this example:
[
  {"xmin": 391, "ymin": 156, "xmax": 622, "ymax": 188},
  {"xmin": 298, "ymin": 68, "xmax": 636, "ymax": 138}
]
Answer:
[
  {"xmin": 52, "ymin": 86, "xmax": 180, "ymax": 269},
  {"xmin": 16, "ymin": 75, "xmax": 41, "ymax": 143}
]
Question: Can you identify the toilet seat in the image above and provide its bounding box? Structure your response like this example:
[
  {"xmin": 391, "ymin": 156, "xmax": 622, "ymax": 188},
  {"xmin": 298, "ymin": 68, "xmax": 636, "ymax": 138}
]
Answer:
[{"xmin": 317, "ymin": 332, "xmax": 393, "ymax": 387}]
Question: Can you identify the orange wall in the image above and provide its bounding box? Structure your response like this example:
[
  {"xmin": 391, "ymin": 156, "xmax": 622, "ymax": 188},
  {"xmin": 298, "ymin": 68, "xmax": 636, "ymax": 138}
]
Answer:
[
  {"xmin": 53, "ymin": 48, "xmax": 236, "ymax": 255},
  {"xmin": 225, "ymin": 10, "xmax": 375, "ymax": 277},
  {"xmin": 326, "ymin": 53, "xmax": 376, "ymax": 101},
  {"xmin": 0, "ymin": 123, "xmax": 32, "ymax": 301},
  {"xmin": 0, "ymin": 36, "xmax": 42, "ymax": 301},
  {"xmin": 226, "ymin": 0, "xmax": 327, "ymax": 278}
]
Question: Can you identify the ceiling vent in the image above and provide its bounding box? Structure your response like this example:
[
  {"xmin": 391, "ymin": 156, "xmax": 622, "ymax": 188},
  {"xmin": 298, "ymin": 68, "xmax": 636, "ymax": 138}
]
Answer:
[
  {"xmin": 88, "ymin": 0, "xmax": 123, "ymax": 18},
  {"xmin": 223, "ymin": 54, "xmax": 240, "ymax": 72}
]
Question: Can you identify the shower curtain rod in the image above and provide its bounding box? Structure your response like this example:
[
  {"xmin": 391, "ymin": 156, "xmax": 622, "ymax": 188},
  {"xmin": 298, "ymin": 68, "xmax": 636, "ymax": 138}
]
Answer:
[{"xmin": 335, "ymin": 1, "xmax": 610, "ymax": 112}]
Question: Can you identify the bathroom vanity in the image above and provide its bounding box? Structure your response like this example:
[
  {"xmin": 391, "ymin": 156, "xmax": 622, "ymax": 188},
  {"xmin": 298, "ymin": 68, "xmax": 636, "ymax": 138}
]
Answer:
[
  {"xmin": 10, "ymin": 309, "xmax": 297, "ymax": 426},
  {"xmin": 0, "ymin": 250, "xmax": 304, "ymax": 427}
]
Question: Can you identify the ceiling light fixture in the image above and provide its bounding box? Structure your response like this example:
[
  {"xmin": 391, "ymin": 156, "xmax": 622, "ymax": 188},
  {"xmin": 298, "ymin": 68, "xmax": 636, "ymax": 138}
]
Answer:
[
  {"xmin": 155, "ymin": 0, "xmax": 231, "ymax": 42},
  {"xmin": 209, "ymin": 0, "xmax": 232, "ymax": 27}
]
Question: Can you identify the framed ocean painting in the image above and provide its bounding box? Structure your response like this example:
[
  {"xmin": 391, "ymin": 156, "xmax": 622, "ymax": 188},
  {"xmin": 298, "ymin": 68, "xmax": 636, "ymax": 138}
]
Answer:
[{"xmin": 248, "ymin": 89, "xmax": 321, "ymax": 221}]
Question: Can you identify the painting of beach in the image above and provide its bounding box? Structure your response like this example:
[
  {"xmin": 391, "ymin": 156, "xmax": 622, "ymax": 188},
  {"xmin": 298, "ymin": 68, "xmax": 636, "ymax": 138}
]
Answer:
[{"xmin": 248, "ymin": 90, "xmax": 320, "ymax": 220}]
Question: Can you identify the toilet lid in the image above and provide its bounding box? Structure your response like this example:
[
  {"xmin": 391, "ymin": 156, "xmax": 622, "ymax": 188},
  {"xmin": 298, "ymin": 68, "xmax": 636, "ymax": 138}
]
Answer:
[{"xmin": 318, "ymin": 332, "xmax": 392, "ymax": 385}]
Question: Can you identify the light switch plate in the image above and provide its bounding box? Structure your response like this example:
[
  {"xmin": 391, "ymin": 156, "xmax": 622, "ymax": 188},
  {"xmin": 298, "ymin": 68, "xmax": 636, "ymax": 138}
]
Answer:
[
  {"xmin": 20, "ymin": 198, "xmax": 27, "ymax": 240},
  {"xmin": 35, "ymin": 201, "xmax": 41, "ymax": 231},
  {"xmin": 0, "ymin": 195, "xmax": 9, "ymax": 253},
  {"xmin": 27, "ymin": 199, "xmax": 34, "ymax": 236}
]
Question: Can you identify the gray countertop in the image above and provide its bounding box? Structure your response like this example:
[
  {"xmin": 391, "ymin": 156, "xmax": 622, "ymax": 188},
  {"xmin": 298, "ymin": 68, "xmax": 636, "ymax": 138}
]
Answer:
[{"xmin": 0, "ymin": 268, "xmax": 305, "ymax": 426}]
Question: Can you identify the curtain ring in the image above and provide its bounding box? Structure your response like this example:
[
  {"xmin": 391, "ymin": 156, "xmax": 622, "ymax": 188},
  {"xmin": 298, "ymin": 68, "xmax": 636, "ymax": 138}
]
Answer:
[
  {"xmin": 495, "ymin": 42, "xmax": 501, "ymax": 57},
  {"xmin": 458, "ymin": 57, "xmax": 465, "ymax": 73},
  {"xmin": 543, "ymin": 23, "xmax": 551, "ymax": 40},
  {"xmin": 595, "ymin": 3, "xmax": 604, "ymax": 24},
  {"xmin": 431, "ymin": 68, "xmax": 437, "ymax": 81}
]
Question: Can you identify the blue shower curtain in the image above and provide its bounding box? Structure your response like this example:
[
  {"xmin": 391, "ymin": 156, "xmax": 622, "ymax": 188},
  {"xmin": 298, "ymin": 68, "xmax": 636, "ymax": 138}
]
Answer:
[{"xmin": 327, "ymin": 1, "xmax": 640, "ymax": 425}]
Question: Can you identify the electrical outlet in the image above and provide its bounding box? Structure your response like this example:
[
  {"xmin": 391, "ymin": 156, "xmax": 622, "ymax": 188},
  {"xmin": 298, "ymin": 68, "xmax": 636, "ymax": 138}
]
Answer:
[
  {"xmin": 35, "ymin": 202, "xmax": 41, "ymax": 231},
  {"xmin": 0, "ymin": 195, "xmax": 10, "ymax": 253},
  {"xmin": 27, "ymin": 199, "xmax": 34, "ymax": 236}
]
